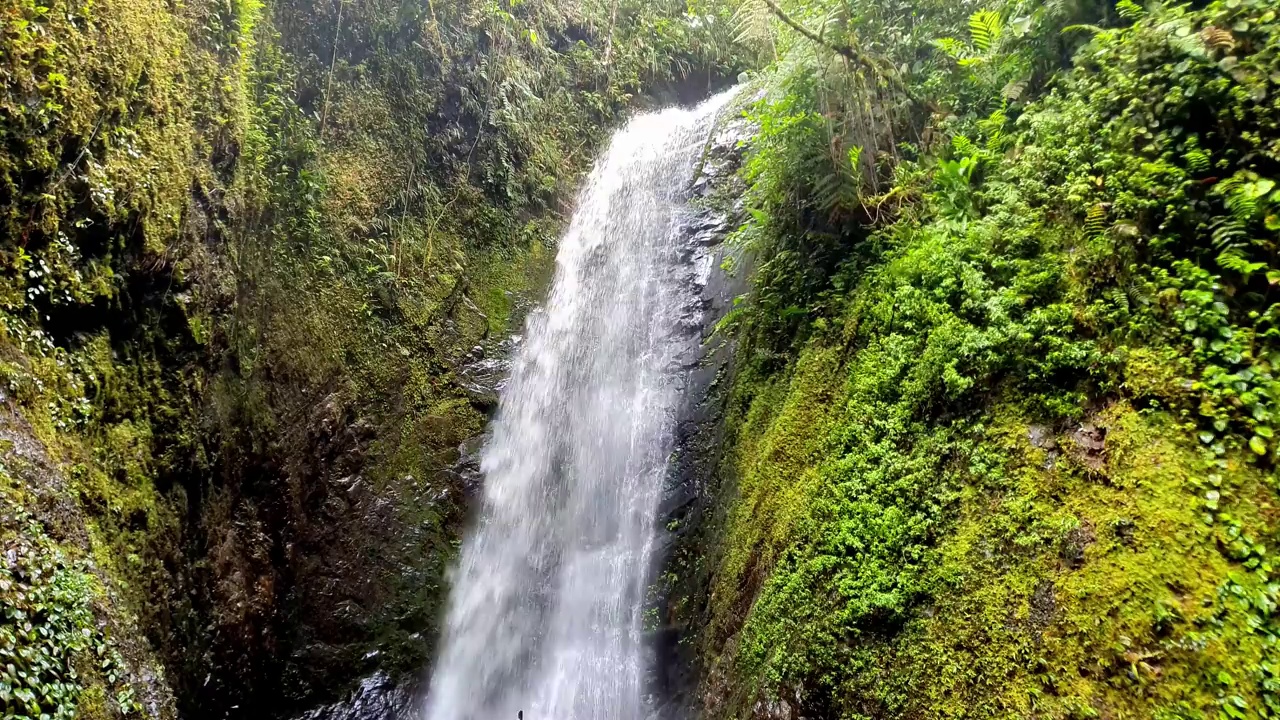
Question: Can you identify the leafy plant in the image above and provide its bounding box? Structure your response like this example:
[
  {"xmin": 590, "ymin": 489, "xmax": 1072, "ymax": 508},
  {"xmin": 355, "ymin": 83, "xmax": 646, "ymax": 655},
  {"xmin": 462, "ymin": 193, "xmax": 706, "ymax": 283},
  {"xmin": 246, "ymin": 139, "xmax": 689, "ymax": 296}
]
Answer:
[{"xmin": 0, "ymin": 492, "xmax": 141, "ymax": 720}]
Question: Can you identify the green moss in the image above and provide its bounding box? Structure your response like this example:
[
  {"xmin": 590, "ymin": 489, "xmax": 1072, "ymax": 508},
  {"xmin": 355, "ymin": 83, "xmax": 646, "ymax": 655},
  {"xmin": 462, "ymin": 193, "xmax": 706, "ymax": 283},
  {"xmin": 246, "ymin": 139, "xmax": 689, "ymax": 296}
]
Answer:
[
  {"xmin": 704, "ymin": 340, "xmax": 1279, "ymax": 717},
  {"xmin": 690, "ymin": 1, "xmax": 1280, "ymax": 717}
]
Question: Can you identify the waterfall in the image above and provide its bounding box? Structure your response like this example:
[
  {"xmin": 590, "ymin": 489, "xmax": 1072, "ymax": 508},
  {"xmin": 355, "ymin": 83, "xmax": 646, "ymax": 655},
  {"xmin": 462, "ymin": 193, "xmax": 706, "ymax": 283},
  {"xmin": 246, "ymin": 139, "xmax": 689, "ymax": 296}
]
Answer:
[{"xmin": 421, "ymin": 90, "xmax": 737, "ymax": 720}]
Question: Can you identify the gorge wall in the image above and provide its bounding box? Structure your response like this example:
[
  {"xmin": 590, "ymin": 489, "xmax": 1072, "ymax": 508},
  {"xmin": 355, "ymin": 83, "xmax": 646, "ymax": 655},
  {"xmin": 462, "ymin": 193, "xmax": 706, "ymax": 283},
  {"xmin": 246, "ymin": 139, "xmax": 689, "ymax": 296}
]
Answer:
[
  {"xmin": 657, "ymin": 2, "xmax": 1280, "ymax": 719},
  {"xmin": 0, "ymin": 1, "xmax": 736, "ymax": 718}
]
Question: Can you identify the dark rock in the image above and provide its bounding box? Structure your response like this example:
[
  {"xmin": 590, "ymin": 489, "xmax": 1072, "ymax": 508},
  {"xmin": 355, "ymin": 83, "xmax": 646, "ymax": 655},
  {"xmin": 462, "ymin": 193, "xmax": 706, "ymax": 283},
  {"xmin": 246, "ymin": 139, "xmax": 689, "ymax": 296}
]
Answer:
[
  {"xmin": 1061, "ymin": 521, "xmax": 1097, "ymax": 569},
  {"xmin": 1110, "ymin": 517, "xmax": 1137, "ymax": 547},
  {"xmin": 1028, "ymin": 424, "xmax": 1057, "ymax": 451},
  {"xmin": 1029, "ymin": 580, "xmax": 1056, "ymax": 638},
  {"xmin": 294, "ymin": 673, "xmax": 415, "ymax": 720},
  {"xmin": 1070, "ymin": 423, "xmax": 1107, "ymax": 472}
]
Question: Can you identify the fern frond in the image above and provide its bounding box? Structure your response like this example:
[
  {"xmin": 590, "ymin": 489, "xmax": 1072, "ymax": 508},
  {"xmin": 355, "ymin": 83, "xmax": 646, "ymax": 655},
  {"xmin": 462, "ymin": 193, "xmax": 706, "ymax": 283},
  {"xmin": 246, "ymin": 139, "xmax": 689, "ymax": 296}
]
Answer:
[
  {"xmin": 1116, "ymin": 0, "xmax": 1146, "ymax": 21},
  {"xmin": 1184, "ymin": 149, "xmax": 1210, "ymax": 174},
  {"xmin": 978, "ymin": 107, "xmax": 1011, "ymax": 151},
  {"xmin": 1062, "ymin": 24, "xmax": 1107, "ymax": 36},
  {"xmin": 733, "ymin": 0, "xmax": 774, "ymax": 48},
  {"xmin": 1104, "ymin": 286, "xmax": 1131, "ymax": 311},
  {"xmin": 1084, "ymin": 204, "xmax": 1108, "ymax": 238},
  {"xmin": 1216, "ymin": 248, "xmax": 1267, "ymax": 280},
  {"xmin": 1225, "ymin": 191, "xmax": 1260, "ymax": 221},
  {"xmin": 819, "ymin": 6, "xmax": 844, "ymax": 42},
  {"xmin": 933, "ymin": 37, "xmax": 972, "ymax": 61},
  {"xmin": 1125, "ymin": 280, "xmax": 1154, "ymax": 308},
  {"xmin": 1001, "ymin": 79, "xmax": 1028, "ymax": 102},
  {"xmin": 1043, "ymin": 0, "xmax": 1070, "ymax": 20},
  {"xmin": 848, "ymin": 145, "xmax": 864, "ymax": 174},
  {"xmin": 969, "ymin": 10, "xmax": 1003, "ymax": 55},
  {"xmin": 952, "ymin": 134, "xmax": 975, "ymax": 157},
  {"xmin": 813, "ymin": 170, "xmax": 846, "ymax": 212},
  {"xmin": 1199, "ymin": 26, "xmax": 1235, "ymax": 52},
  {"xmin": 1211, "ymin": 216, "xmax": 1249, "ymax": 251}
]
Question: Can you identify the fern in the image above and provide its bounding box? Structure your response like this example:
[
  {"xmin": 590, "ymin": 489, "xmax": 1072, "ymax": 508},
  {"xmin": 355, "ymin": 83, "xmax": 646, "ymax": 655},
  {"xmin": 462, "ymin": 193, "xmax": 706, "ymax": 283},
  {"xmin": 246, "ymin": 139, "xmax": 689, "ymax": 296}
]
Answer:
[
  {"xmin": 1184, "ymin": 148, "xmax": 1210, "ymax": 174},
  {"xmin": 969, "ymin": 10, "xmax": 1003, "ymax": 55},
  {"xmin": 1218, "ymin": 175, "xmax": 1273, "ymax": 221},
  {"xmin": 978, "ymin": 107, "xmax": 1010, "ymax": 151},
  {"xmin": 1210, "ymin": 216, "xmax": 1249, "ymax": 251},
  {"xmin": 1062, "ymin": 24, "xmax": 1109, "ymax": 37},
  {"xmin": 933, "ymin": 37, "xmax": 972, "ymax": 61},
  {"xmin": 818, "ymin": 5, "xmax": 844, "ymax": 44},
  {"xmin": 1042, "ymin": 0, "xmax": 1071, "ymax": 20},
  {"xmin": 711, "ymin": 303, "xmax": 748, "ymax": 338},
  {"xmin": 1084, "ymin": 204, "xmax": 1108, "ymax": 238},
  {"xmin": 1001, "ymin": 79, "xmax": 1028, "ymax": 102},
  {"xmin": 1104, "ymin": 286, "xmax": 1131, "ymax": 312},
  {"xmin": 848, "ymin": 145, "xmax": 864, "ymax": 175},
  {"xmin": 1200, "ymin": 26, "xmax": 1236, "ymax": 52},
  {"xmin": 813, "ymin": 169, "xmax": 844, "ymax": 212},
  {"xmin": 1116, "ymin": 0, "xmax": 1146, "ymax": 21},
  {"xmin": 1104, "ymin": 281, "xmax": 1153, "ymax": 313},
  {"xmin": 1217, "ymin": 249, "xmax": 1267, "ymax": 281},
  {"xmin": 1211, "ymin": 174, "xmax": 1278, "ymax": 236},
  {"xmin": 734, "ymin": 0, "xmax": 774, "ymax": 48},
  {"xmin": 936, "ymin": 10, "xmax": 1005, "ymax": 66},
  {"xmin": 1123, "ymin": 279, "xmax": 1154, "ymax": 308}
]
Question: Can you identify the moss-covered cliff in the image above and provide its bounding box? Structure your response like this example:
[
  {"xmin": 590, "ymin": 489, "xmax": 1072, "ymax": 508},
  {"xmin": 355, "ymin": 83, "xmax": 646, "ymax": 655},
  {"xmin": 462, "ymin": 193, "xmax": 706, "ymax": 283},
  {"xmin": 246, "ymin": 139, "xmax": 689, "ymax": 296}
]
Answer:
[
  {"xmin": 0, "ymin": 0, "xmax": 736, "ymax": 718},
  {"xmin": 663, "ymin": 1, "xmax": 1280, "ymax": 718}
]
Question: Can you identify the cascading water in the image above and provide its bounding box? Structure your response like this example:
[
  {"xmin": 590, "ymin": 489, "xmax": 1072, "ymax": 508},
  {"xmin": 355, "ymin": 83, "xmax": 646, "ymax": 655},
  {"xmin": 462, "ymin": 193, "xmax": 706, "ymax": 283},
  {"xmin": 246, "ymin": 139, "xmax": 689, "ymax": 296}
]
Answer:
[{"xmin": 421, "ymin": 90, "xmax": 737, "ymax": 720}]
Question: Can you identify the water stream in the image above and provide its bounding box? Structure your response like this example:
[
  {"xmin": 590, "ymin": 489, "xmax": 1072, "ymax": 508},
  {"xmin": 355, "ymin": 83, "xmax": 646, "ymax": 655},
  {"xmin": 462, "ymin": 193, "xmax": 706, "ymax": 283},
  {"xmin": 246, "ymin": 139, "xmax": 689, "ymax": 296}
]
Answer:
[{"xmin": 420, "ymin": 91, "xmax": 737, "ymax": 720}]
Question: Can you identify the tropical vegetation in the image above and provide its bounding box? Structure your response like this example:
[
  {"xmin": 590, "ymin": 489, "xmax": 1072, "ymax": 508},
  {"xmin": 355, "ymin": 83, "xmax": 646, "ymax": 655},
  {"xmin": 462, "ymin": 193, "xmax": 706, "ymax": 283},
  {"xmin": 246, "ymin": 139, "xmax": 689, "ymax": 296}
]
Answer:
[{"xmin": 664, "ymin": 0, "xmax": 1280, "ymax": 718}]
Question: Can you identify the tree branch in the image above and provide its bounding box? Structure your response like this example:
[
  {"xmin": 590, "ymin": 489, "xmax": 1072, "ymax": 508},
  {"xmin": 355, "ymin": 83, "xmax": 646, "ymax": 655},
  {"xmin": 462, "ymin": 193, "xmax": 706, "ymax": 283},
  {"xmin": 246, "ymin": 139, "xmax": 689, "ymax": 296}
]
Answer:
[{"xmin": 760, "ymin": 0, "xmax": 918, "ymax": 102}]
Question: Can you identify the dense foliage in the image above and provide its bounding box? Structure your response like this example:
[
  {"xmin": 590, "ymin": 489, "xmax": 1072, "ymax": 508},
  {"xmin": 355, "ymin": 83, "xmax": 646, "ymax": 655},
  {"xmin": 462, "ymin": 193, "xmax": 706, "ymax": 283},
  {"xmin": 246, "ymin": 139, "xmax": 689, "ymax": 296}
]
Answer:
[
  {"xmin": 671, "ymin": 0, "xmax": 1280, "ymax": 717},
  {"xmin": 0, "ymin": 486, "xmax": 142, "ymax": 720}
]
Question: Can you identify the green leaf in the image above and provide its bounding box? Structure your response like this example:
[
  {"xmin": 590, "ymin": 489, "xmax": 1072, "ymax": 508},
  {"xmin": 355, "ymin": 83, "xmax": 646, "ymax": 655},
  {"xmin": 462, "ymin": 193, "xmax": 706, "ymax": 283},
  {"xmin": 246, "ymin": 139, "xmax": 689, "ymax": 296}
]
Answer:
[
  {"xmin": 1250, "ymin": 436, "xmax": 1268, "ymax": 455},
  {"xmin": 1116, "ymin": 0, "xmax": 1146, "ymax": 20},
  {"xmin": 968, "ymin": 10, "xmax": 1003, "ymax": 54}
]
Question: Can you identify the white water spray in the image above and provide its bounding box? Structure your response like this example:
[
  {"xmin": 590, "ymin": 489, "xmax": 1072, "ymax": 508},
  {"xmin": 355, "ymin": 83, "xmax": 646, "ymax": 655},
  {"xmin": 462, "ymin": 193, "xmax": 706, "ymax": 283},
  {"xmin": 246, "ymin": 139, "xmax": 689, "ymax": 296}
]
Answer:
[{"xmin": 421, "ymin": 91, "xmax": 736, "ymax": 720}]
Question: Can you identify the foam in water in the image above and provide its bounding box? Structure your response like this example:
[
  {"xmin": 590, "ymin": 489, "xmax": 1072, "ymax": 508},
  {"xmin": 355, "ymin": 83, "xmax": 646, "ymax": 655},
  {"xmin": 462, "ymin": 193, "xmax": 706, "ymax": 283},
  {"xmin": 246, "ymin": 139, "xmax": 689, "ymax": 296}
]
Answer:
[{"xmin": 421, "ymin": 90, "xmax": 737, "ymax": 720}]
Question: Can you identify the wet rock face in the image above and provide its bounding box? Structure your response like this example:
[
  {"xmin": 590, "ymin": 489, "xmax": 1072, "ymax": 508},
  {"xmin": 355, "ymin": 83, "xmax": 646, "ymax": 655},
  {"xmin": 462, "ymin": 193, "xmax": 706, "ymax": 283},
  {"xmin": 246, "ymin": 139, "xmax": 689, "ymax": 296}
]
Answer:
[
  {"xmin": 175, "ymin": 390, "xmax": 436, "ymax": 719},
  {"xmin": 294, "ymin": 674, "xmax": 416, "ymax": 720},
  {"xmin": 456, "ymin": 335, "xmax": 521, "ymax": 417},
  {"xmin": 648, "ymin": 108, "xmax": 754, "ymax": 720},
  {"xmin": 173, "ymin": 344, "xmax": 526, "ymax": 718}
]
